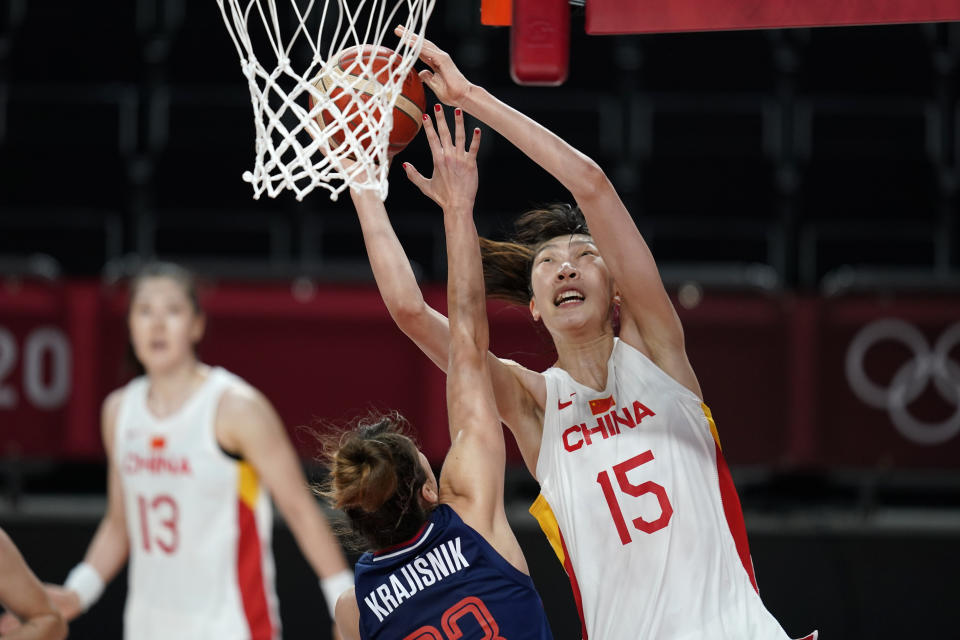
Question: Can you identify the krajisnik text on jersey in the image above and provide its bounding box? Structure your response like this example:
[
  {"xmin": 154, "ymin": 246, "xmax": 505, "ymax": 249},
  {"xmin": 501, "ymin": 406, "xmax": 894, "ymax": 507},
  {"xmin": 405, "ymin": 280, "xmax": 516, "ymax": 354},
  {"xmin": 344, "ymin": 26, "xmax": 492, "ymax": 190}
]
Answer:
[
  {"xmin": 354, "ymin": 504, "xmax": 552, "ymax": 639},
  {"xmin": 363, "ymin": 536, "xmax": 470, "ymax": 622}
]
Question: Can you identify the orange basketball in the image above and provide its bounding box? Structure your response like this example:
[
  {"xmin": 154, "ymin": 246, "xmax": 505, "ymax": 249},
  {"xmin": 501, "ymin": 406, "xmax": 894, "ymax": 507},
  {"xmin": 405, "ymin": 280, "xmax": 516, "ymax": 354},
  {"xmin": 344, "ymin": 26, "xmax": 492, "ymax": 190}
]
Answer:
[{"xmin": 309, "ymin": 45, "xmax": 426, "ymax": 157}]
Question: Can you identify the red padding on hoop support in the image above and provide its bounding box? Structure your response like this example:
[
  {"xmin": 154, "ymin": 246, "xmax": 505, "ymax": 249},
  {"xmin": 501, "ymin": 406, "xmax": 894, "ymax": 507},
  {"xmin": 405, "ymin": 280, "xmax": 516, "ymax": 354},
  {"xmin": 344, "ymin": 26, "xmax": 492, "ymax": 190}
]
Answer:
[{"xmin": 510, "ymin": 0, "xmax": 570, "ymax": 86}]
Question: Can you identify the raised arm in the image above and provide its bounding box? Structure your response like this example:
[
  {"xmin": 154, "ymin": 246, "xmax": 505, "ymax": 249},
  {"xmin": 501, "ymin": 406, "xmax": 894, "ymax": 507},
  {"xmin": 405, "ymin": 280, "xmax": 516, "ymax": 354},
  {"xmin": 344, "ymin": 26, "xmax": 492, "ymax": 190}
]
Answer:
[
  {"xmin": 347, "ymin": 157, "xmax": 546, "ymax": 474},
  {"xmin": 215, "ymin": 385, "xmax": 352, "ymax": 620},
  {"xmin": 0, "ymin": 529, "xmax": 67, "ymax": 640},
  {"xmin": 349, "ymin": 188, "xmax": 451, "ymax": 372},
  {"xmin": 406, "ymin": 108, "xmax": 528, "ymax": 571},
  {"xmin": 402, "ymin": 27, "xmax": 701, "ymax": 397}
]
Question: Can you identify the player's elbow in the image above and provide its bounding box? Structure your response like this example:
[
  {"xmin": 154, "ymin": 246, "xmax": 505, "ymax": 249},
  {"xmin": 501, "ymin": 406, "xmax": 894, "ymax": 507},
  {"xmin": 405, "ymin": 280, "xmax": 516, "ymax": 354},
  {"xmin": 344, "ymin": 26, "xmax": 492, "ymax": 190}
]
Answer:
[
  {"xmin": 387, "ymin": 297, "xmax": 429, "ymax": 332},
  {"xmin": 569, "ymin": 157, "xmax": 610, "ymax": 202}
]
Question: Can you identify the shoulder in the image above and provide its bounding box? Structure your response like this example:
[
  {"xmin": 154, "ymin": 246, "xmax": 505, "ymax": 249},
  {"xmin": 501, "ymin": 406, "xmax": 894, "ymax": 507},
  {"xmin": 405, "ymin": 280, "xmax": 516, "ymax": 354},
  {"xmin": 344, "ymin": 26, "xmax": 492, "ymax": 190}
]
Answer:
[
  {"xmin": 216, "ymin": 374, "xmax": 275, "ymax": 424},
  {"xmin": 614, "ymin": 336, "xmax": 703, "ymax": 400},
  {"xmin": 336, "ymin": 585, "xmax": 358, "ymax": 609},
  {"xmin": 496, "ymin": 357, "xmax": 545, "ymax": 405},
  {"xmin": 214, "ymin": 376, "xmax": 284, "ymax": 453},
  {"xmin": 335, "ymin": 587, "xmax": 361, "ymax": 640},
  {"xmin": 497, "ymin": 357, "xmax": 536, "ymax": 379},
  {"xmin": 102, "ymin": 387, "xmax": 126, "ymax": 421},
  {"xmin": 100, "ymin": 387, "xmax": 128, "ymax": 450}
]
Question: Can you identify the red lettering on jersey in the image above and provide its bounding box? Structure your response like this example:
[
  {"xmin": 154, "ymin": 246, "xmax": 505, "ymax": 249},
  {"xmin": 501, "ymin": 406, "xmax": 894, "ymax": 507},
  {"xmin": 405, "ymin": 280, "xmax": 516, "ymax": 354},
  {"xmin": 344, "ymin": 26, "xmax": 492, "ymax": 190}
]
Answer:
[
  {"xmin": 612, "ymin": 407, "xmax": 635, "ymax": 432},
  {"xmin": 562, "ymin": 425, "xmax": 584, "ymax": 452},
  {"xmin": 122, "ymin": 452, "xmax": 192, "ymax": 475},
  {"xmin": 580, "ymin": 417, "xmax": 609, "ymax": 446},
  {"xmin": 605, "ymin": 413, "xmax": 617, "ymax": 435},
  {"xmin": 632, "ymin": 401, "xmax": 655, "ymax": 424},
  {"xmin": 562, "ymin": 400, "xmax": 657, "ymax": 453}
]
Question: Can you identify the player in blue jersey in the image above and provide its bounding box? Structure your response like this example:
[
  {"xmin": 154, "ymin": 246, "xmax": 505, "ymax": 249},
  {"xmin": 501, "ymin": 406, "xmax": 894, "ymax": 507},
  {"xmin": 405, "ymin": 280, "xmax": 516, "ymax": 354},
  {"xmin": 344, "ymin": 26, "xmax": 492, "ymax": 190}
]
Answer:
[{"xmin": 321, "ymin": 109, "xmax": 553, "ymax": 640}]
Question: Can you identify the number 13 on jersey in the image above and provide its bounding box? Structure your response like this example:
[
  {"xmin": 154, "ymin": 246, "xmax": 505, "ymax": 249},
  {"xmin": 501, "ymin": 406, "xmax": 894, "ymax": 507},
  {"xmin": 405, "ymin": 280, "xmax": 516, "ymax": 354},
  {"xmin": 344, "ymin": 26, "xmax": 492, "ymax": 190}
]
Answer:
[
  {"xmin": 596, "ymin": 450, "xmax": 673, "ymax": 545},
  {"xmin": 137, "ymin": 493, "xmax": 179, "ymax": 554}
]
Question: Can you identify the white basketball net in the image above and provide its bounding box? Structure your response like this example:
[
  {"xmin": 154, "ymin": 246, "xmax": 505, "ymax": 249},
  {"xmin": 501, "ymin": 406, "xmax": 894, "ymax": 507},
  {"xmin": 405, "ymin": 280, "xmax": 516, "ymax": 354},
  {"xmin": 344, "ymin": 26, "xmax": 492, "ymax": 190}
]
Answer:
[{"xmin": 217, "ymin": 0, "xmax": 436, "ymax": 201}]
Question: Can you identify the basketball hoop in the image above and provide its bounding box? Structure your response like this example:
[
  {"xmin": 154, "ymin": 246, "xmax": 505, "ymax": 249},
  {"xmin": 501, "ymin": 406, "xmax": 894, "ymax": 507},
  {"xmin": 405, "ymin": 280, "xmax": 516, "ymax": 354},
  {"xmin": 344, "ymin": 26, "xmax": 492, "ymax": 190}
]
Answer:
[{"xmin": 216, "ymin": 0, "xmax": 436, "ymax": 201}]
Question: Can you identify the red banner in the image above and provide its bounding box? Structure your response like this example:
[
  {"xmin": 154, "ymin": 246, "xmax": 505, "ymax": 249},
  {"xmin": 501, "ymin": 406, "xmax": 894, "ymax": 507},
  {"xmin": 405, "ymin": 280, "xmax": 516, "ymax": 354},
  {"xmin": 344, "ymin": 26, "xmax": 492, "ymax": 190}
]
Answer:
[
  {"xmin": 586, "ymin": 0, "xmax": 960, "ymax": 35},
  {"xmin": 1, "ymin": 282, "xmax": 958, "ymax": 469}
]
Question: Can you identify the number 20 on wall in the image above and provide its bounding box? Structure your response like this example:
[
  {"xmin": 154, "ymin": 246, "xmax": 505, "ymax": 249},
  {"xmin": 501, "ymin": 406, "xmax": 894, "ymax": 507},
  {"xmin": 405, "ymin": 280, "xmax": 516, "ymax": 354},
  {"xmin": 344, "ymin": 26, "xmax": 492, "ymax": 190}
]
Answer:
[
  {"xmin": 596, "ymin": 450, "xmax": 673, "ymax": 545},
  {"xmin": 0, "ymin": 326, "xmax": 71, "ymax": 411}
]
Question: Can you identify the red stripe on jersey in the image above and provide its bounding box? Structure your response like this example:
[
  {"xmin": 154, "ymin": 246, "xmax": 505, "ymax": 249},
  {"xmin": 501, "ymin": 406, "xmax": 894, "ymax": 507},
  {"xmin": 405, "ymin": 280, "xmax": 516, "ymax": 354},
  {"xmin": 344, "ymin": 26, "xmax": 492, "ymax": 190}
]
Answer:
[
  {"xmin": 237, "ymin": 499, "xmax": 274, "ymax": 640},
  {"xmin": 558, "ymin": 529, "xmax": 589, "ymax": 640},
  {"xmin": 374, "ymin": 521, "xmax": 430, "ymax": 556},
  {"xmin": 715, "ymin": 441, "xmax": 759, "ymax": 592}
]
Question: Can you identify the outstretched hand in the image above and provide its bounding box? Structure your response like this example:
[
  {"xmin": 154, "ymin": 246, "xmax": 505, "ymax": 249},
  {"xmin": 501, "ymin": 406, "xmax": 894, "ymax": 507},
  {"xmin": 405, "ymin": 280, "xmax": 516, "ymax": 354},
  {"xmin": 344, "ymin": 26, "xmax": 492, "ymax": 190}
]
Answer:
[
  {"xmin": 395, "ymin": 25, "xmax": 471, "ymax": 107},
  {"xmin": 403, "ymin": 105, "xmax": 481, "ymax": 211}
]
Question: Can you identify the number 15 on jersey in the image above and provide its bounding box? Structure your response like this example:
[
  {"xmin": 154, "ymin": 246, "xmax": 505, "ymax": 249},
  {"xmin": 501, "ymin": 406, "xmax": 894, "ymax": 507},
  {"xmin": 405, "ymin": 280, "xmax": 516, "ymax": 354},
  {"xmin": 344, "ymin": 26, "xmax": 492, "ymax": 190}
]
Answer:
[{"xmin": 596, "ymin": 450, "xmax": 673, "ymax": 545}]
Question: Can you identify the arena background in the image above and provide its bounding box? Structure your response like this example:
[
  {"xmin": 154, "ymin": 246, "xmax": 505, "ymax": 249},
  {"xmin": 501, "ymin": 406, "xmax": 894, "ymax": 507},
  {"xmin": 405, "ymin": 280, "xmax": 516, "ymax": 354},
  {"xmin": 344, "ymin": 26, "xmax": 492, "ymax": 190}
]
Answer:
[{"xmin": 1, "ymin": 2, "xmax": 959, "ymax": 638}]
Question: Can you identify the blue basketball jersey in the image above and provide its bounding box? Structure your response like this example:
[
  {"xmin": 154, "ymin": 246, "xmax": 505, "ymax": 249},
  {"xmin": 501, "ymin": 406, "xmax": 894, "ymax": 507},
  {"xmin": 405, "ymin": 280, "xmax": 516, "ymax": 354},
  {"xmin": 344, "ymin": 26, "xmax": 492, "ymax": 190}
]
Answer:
[{"xmin": 354, "ymin": 504, "xmax": 553, "ymax": 640}]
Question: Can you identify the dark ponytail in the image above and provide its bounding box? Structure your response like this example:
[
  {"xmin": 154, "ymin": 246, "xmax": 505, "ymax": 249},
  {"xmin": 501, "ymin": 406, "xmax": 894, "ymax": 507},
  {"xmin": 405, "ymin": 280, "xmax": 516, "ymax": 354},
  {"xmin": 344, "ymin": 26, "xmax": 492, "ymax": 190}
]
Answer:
[{"xmin": 479, "ymin": 203, "xmax": 590, "ymax": 306}]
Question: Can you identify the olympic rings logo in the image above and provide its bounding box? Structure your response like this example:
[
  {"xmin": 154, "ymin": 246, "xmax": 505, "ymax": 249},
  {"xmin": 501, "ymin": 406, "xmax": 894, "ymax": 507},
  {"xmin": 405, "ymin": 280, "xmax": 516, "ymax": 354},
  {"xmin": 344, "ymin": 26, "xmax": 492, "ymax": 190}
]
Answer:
[{"xmin": 845, "ymin": 319, "xmax": 960, "ymax": 445}]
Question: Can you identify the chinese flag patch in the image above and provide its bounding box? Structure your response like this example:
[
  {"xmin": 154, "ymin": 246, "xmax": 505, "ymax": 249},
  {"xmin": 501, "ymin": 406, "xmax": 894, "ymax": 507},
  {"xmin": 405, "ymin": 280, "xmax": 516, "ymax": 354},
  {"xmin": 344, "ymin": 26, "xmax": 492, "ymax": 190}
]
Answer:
[{"xmin": 589, "ymin": 395, "xmax": 615, "ymax": 416}]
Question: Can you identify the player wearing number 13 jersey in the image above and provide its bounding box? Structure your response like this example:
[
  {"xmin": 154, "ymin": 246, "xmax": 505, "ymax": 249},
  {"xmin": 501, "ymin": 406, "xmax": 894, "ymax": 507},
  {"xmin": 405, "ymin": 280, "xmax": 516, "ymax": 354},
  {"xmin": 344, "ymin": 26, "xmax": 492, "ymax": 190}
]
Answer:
[
  {"xmin": 35, "ymin": 263, "xmax": 351, "ymax": 640},
  {"xmin": 114, "ymin": 365, "xmax": 279, "ymax": 638}
]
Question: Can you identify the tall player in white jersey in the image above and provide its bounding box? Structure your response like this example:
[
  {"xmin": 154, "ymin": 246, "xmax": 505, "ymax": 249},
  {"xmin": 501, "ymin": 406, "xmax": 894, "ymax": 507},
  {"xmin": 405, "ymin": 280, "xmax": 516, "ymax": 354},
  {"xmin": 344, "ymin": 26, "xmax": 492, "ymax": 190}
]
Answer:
[
  {"xmin": 345, "ymin": 28, "xmax": 818, "ymax": 640},
  {"xmin": 3, "ymin": 263, "xmax": 353, "ymax": 640}
]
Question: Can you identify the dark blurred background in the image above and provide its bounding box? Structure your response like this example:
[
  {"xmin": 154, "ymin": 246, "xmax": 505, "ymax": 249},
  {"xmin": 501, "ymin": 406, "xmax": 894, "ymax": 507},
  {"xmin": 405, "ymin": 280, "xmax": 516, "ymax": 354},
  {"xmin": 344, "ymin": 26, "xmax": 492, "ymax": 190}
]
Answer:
[{"xmin": 1, "ymin": 2, "xmax": 959, "ymax": 638}]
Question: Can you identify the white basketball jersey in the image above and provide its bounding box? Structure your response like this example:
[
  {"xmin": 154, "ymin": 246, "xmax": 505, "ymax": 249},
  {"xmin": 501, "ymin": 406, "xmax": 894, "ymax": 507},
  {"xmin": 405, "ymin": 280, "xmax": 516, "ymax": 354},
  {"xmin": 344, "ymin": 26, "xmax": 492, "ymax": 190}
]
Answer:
[
  {"xmin": 114, "ymin": 367, "xmax": 280, "ymax": 640},
  {"xmin": 531, "ymin": 339, "xmax": 815, "ymax": 640}
]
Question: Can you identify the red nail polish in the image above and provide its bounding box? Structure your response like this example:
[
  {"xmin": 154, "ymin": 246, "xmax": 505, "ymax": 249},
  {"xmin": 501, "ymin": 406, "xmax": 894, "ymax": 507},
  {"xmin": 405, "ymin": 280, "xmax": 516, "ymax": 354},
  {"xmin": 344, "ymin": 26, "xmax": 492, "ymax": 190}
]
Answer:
[
  {"xmin": 423, "ymin": 113, "xmax": 428, "ymax": 121},
  {"xmin": 434, "ymin": 104, "xmax": 441, "ymax": 112},
  {"xmin": 455, "ymin": 108, "xmax": 462, "ymax": 116}
]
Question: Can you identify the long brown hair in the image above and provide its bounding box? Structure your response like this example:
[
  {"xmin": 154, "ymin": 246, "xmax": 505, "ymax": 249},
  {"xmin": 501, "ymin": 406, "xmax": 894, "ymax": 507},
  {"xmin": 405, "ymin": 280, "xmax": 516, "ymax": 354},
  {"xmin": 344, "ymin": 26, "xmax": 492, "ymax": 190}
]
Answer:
[
  {"xmin": 316, "ymin": 412, "xmax": 431, "ymax": 551},
  {"xmin": 479, "ymin": 203, "xmax": 590, "ymax": 305}
]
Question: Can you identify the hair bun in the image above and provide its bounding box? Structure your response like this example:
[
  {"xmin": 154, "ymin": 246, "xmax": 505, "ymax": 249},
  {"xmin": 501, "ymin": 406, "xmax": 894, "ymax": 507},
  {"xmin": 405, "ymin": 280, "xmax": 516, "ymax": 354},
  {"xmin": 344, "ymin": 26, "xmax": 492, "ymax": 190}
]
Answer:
[
  {"xmin": 315, "ymin": 411, "xmax": 429, "ymax": 551},
  {"xmin": 333, "ymin": 438, "xmax": 399, "ymax": 513}
]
